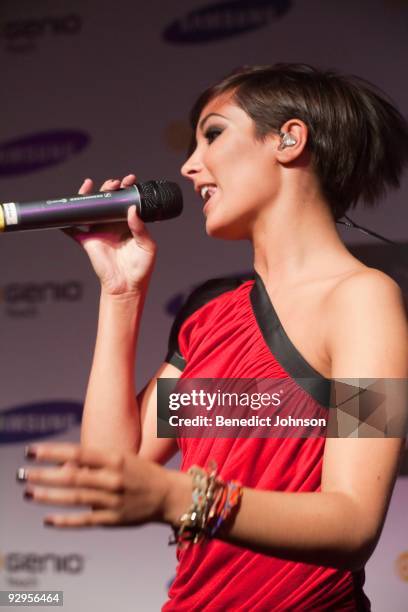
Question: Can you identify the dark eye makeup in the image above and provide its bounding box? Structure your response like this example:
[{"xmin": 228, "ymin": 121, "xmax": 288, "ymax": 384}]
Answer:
[{"xmin": 204, "ymin": 126, "xmax": 223, "ymax": 144}]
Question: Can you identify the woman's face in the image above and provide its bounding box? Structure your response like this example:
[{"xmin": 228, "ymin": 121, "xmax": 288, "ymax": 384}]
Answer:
[{"xmin": 181, "ymin": 92, "xmax": 280, "ymax": 240}]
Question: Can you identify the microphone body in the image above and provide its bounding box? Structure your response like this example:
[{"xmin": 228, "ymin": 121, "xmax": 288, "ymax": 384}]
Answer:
[{"xmin": 0, "ymin": 180, "xmax": 183, "ymax": 232}]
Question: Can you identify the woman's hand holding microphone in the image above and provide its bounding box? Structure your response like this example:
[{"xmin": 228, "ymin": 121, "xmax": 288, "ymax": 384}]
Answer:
[{"xmin": 64, "ymin": 174, "xmax": 157, "ymax": 296}]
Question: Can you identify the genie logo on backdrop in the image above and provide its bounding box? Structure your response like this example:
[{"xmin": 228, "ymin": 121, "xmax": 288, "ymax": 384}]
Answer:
[
  {"xmin": 0, "ymin": 401, "xmax": 83, "ymax": 445},
  {"xmin": 1, "ymin": 14, "xmax": 82, "ymax": 53},
  {"xmin": 0, "ymin": 550, "xmax": 84, "ymax": 588},
  {"xmin": 0, "ymin": 130, "xmax": 90, "ymax": 177},
  {"xmin": 0, "ymin": 280, "xmax": 83, "ymax": 318},
  {"xmin": 0, "ymin": 552, "xmax": 84, "ymax": 574},
  {"xmin": 163, "ymin": 0, "xmax": 291, "ymax": 44}
]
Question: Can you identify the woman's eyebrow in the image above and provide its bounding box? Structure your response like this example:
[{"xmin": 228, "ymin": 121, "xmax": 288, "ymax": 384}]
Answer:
[{"xmin": 198, "ymin": 112, "xmax": 227, "ymax": 132}]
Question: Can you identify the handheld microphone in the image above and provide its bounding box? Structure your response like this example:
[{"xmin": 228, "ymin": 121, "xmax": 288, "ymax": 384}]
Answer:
[{"xmin": 0, "ymin": 180, "xmax": 183, "ymax": 233}]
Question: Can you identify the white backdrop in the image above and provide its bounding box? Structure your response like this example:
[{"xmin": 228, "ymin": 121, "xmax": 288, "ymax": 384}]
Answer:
[{"xmin": 1, "ymin": 1, "xmax": 407, "ymax": 610}]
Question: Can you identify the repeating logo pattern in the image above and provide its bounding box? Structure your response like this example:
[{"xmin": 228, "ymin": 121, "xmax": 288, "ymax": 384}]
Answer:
[
  {"xmin": 0, "ymin": 401, "xmax": 83, "ymax": 444},
  {"xmin": 1, "ymin": 14, "xmax": 82, "ymax": 53},
  {"xmin": 0, "ymin": 281, "xmax": 83, "ymax": 317},
  {"xmin": 163, "ymin": 0, "xmax": 291, "ymax": 44},
  {"xmin": 0, "ymin": 131, "xmax": 90, "ymax": 177}
]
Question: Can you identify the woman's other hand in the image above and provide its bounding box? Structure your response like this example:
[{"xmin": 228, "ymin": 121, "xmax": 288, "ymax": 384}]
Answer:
[
  {"xmin": 17, "ymin": 443, "xmax": 191, "ymax": 528},
  {"xmin": 63, "ymin": 175, "xmax": 157, "ymax": 296}
]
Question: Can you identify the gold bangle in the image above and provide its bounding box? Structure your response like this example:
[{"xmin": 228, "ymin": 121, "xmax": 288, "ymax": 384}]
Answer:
[{"xmin": 169, "ymin": 460, "xmax": 242, "ymax": 549}]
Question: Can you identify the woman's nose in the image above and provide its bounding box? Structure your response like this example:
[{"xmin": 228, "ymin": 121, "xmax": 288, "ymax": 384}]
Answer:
[{"xmin": 180, "ymin": 151, "xmax": 203, "ymax": 179}]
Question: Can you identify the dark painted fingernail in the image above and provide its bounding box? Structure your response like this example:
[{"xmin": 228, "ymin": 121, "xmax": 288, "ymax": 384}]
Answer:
[
  {"xmin": 24, "ymin": 489, "xmax": 33, "ymax": 499},
  {"xmin": 24, "ymin": 446, "xmax": 37, "ymax": 459},
  {"xmin": 16, "ymin": 468, "xmax": 28, "ymax": 482},
  {"xmin": 44, "ymin": 518, "xmax": 54, "ymax": 527}
]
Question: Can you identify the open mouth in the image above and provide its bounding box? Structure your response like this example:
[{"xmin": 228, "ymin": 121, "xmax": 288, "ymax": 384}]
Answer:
[{"xmin": 200, "ymin": 185, "xmax": 218, "ymax": 208}]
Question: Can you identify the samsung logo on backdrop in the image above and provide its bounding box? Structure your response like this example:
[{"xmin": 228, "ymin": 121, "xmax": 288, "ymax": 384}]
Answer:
[
  {"xmin": 163, "ymin": 0, "xmax": 291, "ymax": 44},
  {"xmin": 1, "ymin": 14, "xmax": 82, "ymax": 53},
  {"xmin": 0, "ymin": 401, "xmax": 83, "ymax": 444},
  {"xmin": 0, "ymin": 130, "xmax": 90, "ymax": 177}
]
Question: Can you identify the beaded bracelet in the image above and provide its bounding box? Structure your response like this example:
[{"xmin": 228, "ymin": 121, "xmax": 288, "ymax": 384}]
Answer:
[{"xmin": 169, "ymin": 460, "xmax": 243, "ymax": 550}]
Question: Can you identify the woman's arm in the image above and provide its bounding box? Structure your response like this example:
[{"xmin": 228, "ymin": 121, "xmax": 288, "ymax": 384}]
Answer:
[
  {"xmin": 137, "ymin": 361, "xmax": 182, "ymax": 464},
  {"xmin": 81, "ymin": 286, "xmax": 181, "ymax": 461},
  {"xmin": 68, "ymin": 176, "xmax": 180, "ymax": 462},
  {"xmin": 80, "ymin": 290, "xmax": 145, "ymax": 451},
  {"xmin": 66, "ymin": 175, "xmax": 151, "ymax": 453},
  {"xmin": 164, "ymin": 437, "xmax": 404, "ymax": 571}
]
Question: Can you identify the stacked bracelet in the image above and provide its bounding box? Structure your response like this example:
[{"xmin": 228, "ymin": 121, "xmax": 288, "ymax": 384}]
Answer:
[{"xmin": 169, "ymin": 460, "xmax": 243, "ymax": 550}]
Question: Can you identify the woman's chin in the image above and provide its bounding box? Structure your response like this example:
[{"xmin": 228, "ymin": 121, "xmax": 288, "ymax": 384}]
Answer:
[{"xmin": 205, "ymin": 216, "xmax": 250, "ymax": 241}]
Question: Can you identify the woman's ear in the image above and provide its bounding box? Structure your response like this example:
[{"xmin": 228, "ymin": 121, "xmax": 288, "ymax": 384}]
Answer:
[{"xmin": 274, "ymin": 119, "xmax": 308, "ymax": 163}]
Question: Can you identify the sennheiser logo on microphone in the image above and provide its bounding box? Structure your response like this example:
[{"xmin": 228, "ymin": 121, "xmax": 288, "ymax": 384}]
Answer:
[
  {"xmin": 46, "ymin": 198, "xmax": 68, "ymax": 205},
  {"xmin": 2, "ymin": 203, "xmax": 18, "ymax": 226}
]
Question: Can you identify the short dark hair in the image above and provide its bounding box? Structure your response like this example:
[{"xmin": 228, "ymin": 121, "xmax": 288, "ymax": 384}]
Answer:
[{"xmin": 189, "ymin": 63, "xmax": 408, "ymax": 221}]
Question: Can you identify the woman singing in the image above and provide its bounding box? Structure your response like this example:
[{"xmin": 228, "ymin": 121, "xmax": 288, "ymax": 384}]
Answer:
[{"xmin": 18, "ymin": 64, "xmax": 408, "ymax": 610}]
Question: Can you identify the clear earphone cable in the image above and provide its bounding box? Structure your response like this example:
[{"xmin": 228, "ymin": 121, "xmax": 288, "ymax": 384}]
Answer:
[{"xmin": 336, "ymin": 214, "xmax": 398, "ymax": 245}]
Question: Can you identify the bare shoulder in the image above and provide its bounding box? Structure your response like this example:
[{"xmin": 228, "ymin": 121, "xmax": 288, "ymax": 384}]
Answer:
[
  {"xmin": 325, "ymin": 266, "xmax": 408, "ymax": 378},
  {"xmin": 327, "ymin": 265, "xmax": 406, "ymax": 318}
]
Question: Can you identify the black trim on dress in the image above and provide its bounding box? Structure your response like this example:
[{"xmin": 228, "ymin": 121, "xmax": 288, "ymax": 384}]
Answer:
[{"xmin": 250, "ymin": 271, "xmax": 332, "ymax": 408}]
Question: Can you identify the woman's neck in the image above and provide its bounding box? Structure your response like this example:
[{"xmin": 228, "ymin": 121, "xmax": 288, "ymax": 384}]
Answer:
[{"xmin": 251, "ymin": 189, "xmax": 357, "ymax": 295}]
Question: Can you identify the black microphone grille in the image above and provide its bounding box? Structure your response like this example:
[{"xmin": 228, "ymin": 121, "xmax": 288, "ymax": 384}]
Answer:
[{"xmin": 138, "ymin": 180, "xmax": 183, "ymax": 222}]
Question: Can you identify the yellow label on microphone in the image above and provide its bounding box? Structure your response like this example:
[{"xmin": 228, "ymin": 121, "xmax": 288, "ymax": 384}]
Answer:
[{"xmin": 0, "ymin": 205, "xmax": 4, "ymax": 231}]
